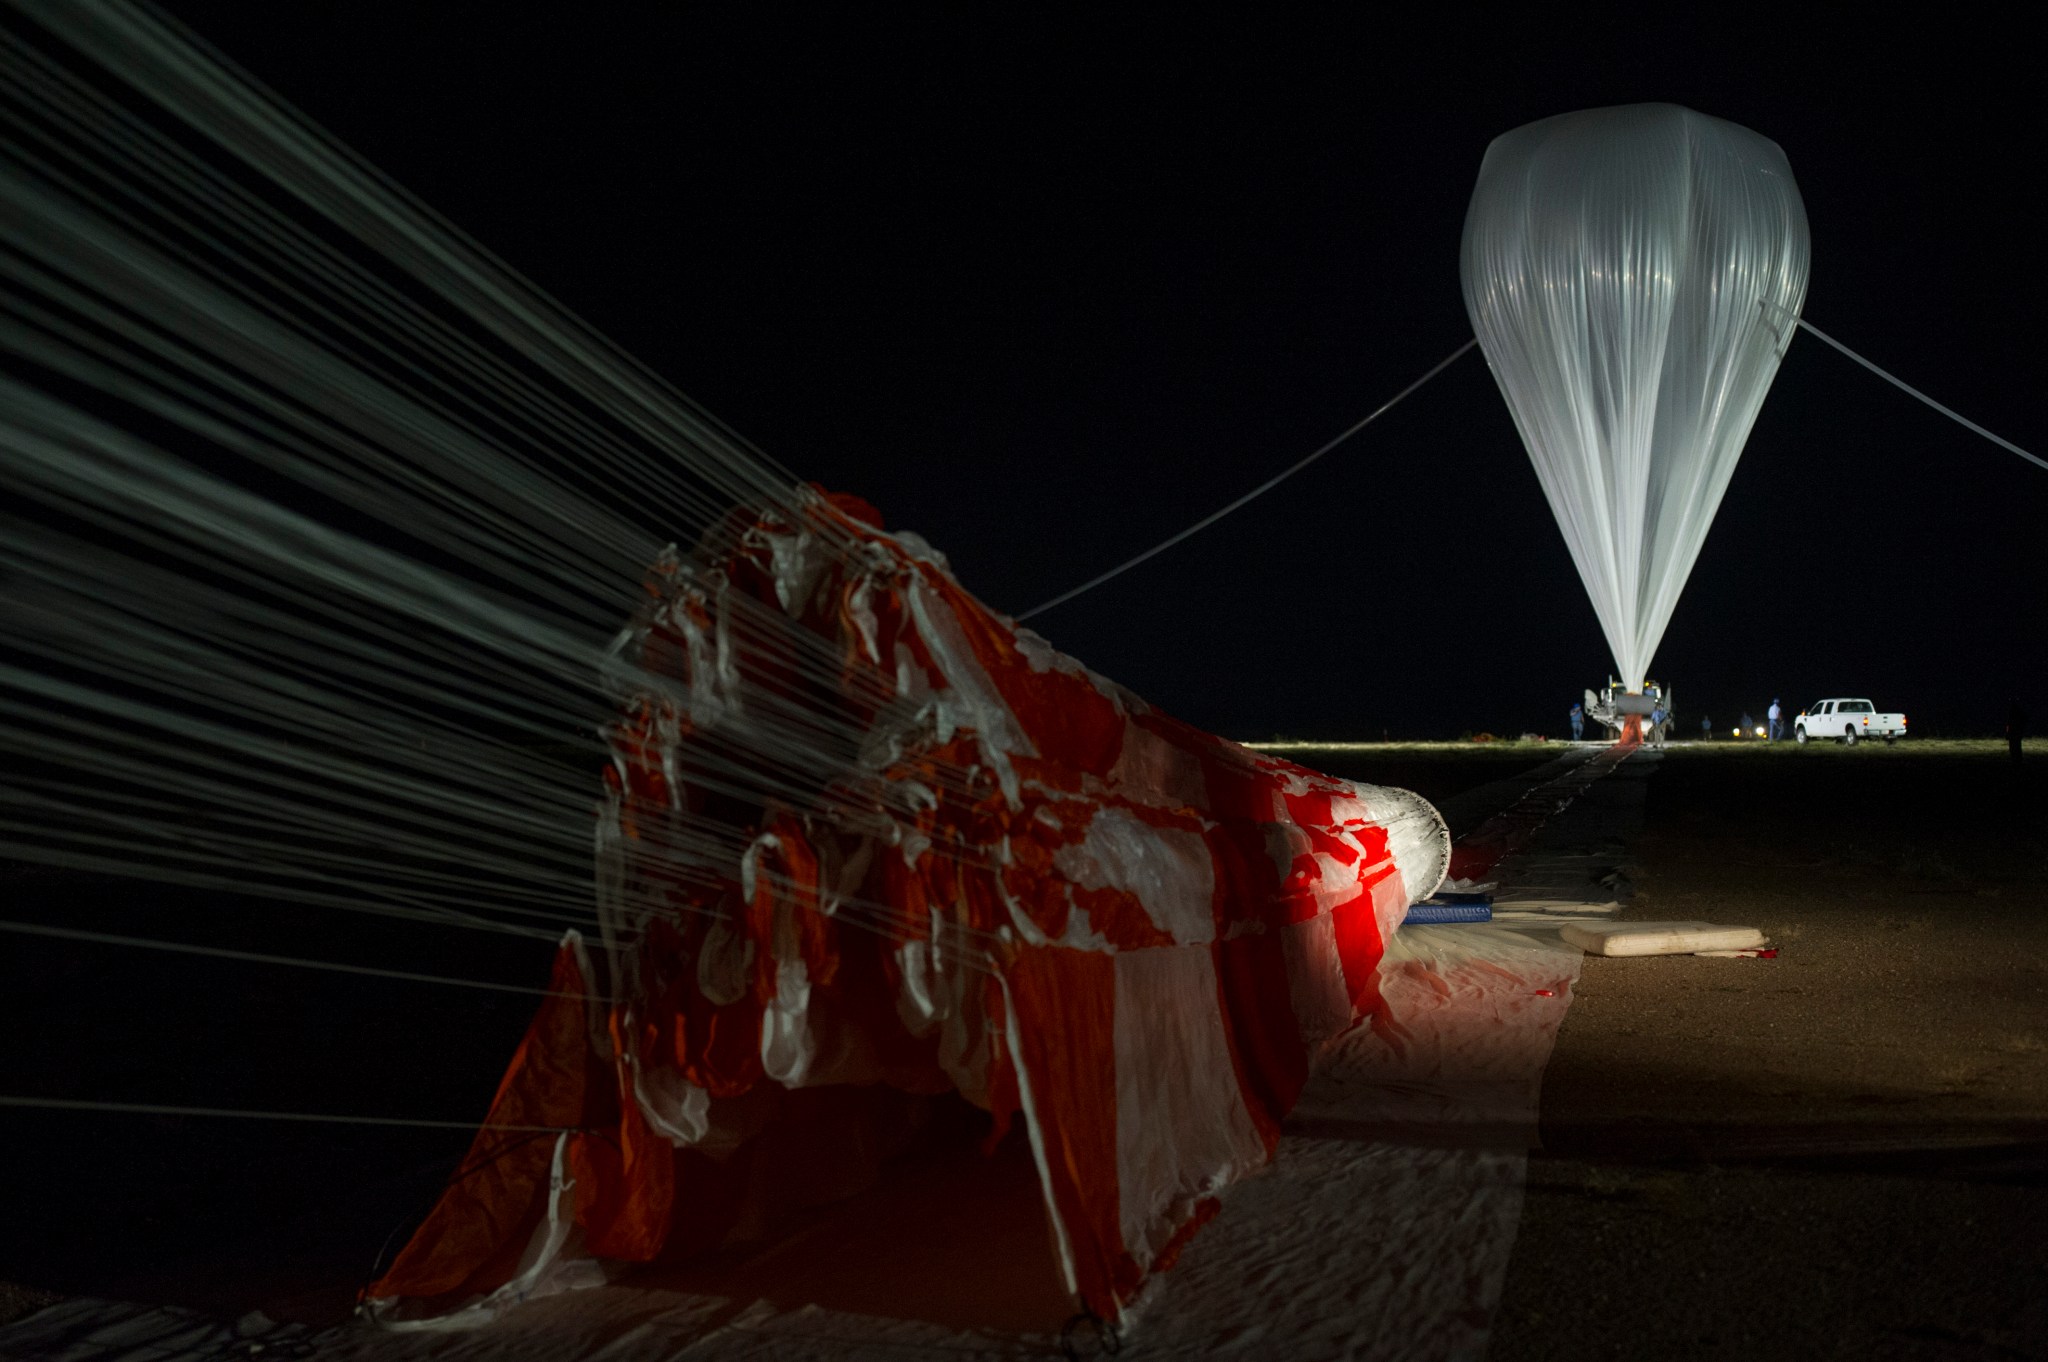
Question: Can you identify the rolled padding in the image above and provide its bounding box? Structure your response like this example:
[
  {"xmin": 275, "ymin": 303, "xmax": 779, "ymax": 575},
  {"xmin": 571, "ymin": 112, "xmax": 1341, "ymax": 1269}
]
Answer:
[{"xmin": 1561, "ymin": 921, "xmax": 1768, "ymax": 957}]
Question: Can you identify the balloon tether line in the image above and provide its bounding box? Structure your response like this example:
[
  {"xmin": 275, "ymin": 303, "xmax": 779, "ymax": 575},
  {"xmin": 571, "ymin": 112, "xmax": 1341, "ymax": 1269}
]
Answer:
[
  {"xmin": 1016, "ymin": 338, "xmax": 1478, "ymax": 622},
  {"xmin": 1763, "ymin": 302, "xmax": 2047, "ymax": 474}
]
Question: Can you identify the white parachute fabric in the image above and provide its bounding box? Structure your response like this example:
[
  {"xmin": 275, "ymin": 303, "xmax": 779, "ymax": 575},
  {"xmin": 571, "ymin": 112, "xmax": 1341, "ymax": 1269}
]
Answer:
[{"xmin": 1460, "ymin": 104, "xmax": 1810, "ymax": 690}]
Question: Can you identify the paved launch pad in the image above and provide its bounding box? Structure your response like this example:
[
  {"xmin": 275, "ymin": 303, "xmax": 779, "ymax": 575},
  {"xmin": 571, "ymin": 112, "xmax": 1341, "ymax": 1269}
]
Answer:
[
  {"xmin": 1491, "ymin": 741, "xmax": 2048, "ymax": 1361},
  {"xmin": 37, "ymin": 746, "xmax": 2039, "ymax": 1360}
]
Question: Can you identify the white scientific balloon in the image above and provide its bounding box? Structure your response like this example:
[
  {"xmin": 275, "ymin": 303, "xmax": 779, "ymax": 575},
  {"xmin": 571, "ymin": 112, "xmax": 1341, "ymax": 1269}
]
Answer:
[{"xmin": 1461, "ymin": 104, "xmax": 1810, "ymax": 692}]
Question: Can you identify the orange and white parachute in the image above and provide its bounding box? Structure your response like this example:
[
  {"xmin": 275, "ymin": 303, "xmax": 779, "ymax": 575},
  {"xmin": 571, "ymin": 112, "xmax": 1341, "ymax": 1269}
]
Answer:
[{"xmin": 364, "ymin": 488, "xmax": 1449, "ymax": 1325}]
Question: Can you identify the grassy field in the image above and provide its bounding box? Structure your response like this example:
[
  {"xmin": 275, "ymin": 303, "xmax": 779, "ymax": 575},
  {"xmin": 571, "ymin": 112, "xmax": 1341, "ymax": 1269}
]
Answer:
[
  {"xmin": 1254, "ymin": 736, "xmax": 2037, "ymax": 757},
  {"xmin": 1245, "ymin": 740, "xmax": 1571, "ymax": 817},
  {"xmin": 1662, "ymin": 736, "xmax": 2034, "ymax": 756}
]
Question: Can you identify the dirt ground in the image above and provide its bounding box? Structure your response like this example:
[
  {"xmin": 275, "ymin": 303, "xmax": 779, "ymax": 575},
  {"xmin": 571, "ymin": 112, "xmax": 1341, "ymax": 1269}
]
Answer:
[
  {"xmin": 1492, "ymin": 740, "xmax": 2048, "ymax": 1360},
  {"xmin": 0, "ymin": 741, "xmax": 1569, "ymax": 1337},
  {"xmin": 4, "ymin": 739, "xmax": 2043, "ymax": 1359}
]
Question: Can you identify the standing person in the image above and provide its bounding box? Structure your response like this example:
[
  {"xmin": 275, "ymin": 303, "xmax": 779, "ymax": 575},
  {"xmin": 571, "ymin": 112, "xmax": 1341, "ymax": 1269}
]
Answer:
[
  {"xmin": 1768, "ymin": 697, "xmax": 1783, "ymax": 742},
  {"xmin": 1701, "ymin": 714, "xmax": 1713, "ymax": 742},
  {"xmin": 2010, "ymin": 698, "xmax": 2029, "ymax": 767},
  {"xmin": 1570, "ymin": 701, "xmax": 1584, "ymax": 742},
  {"xmin": 1649, "ymin": 704, "xmax": 1667, "ymax": 748}
]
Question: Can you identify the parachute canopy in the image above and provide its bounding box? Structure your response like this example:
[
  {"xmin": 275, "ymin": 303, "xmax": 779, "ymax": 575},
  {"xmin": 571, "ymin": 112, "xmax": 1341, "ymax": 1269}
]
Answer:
[
  {"xmin": 364, "ymin": 490, "xmax": 1452, "ymax": 1327},
  {"xmin": 1461, "ymin": 104, "xmax": 1810, "ymax": 690}
]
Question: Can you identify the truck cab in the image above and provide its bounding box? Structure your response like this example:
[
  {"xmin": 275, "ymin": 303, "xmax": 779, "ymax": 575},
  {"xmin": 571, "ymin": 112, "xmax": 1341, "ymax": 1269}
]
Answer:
[{"xmin": 1795, "ymin": 699, "xmax": 1908, "ymax": 746}]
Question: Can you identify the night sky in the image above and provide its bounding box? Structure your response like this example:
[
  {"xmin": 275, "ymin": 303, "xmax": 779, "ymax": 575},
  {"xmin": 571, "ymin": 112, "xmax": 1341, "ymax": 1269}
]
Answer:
[{"xmin": 164, "ymin": 8, "xmax": 2045, "ymax": 741}]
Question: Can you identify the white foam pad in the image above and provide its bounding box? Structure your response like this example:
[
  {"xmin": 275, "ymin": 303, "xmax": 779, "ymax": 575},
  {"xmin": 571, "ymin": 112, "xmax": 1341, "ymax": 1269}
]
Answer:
[{"xmin": 1560, "ymin": 921, "xmax": 1767, "ymax": 957}]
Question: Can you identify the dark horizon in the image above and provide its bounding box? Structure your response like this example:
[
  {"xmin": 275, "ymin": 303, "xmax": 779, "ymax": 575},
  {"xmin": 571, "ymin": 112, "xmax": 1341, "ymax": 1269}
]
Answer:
[{"xmin": 161, "ymin": 8, "xmax": 2047, "ymax": 740}]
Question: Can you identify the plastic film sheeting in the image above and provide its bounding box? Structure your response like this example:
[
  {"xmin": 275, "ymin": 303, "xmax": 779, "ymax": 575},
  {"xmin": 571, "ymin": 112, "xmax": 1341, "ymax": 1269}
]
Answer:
[{"xmin": 1461, "ymin": 104, "xmax": 1810, "ymax": 690}]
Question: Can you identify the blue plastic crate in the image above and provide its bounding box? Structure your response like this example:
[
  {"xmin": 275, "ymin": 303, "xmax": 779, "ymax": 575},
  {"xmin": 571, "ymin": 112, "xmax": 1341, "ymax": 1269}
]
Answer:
[{"xmin": 1403, "ymin": 902, "xmax": 1494, "ymax": 925}]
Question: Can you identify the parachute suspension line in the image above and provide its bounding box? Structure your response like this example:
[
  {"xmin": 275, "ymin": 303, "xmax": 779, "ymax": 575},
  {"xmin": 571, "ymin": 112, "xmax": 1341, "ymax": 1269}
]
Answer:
[
  {"xmin": 0, "ymin": 1094, "xmax": 584, "ymax": 1134},
  {"xmin": 1016, "ymin": 338, "xmax": 1477, "ymax": 622},
  {"xmin": 2, "ymin": 0, "xmax": 1028, "ymax": 962},
  {"xmin": 3, "ymin": 0, "xmax": 801, "ymax": 512},
  {"xmin": 1790, "ymin": 316, "xmax": 2048, "ymax": 474},
  {"xmin": 0, "ymin": 919, "xmax": 614, "ymax": 1002}
]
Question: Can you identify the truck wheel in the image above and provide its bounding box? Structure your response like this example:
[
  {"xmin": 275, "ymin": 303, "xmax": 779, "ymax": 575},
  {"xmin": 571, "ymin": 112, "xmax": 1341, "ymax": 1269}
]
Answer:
[
  {"xmin": 1795, "ymin": 725, "xmax": 1808, "ymax": 744},
  {"xmin": 1844, "ymin": 726, "xmax": 1859, "ymax": 746}
]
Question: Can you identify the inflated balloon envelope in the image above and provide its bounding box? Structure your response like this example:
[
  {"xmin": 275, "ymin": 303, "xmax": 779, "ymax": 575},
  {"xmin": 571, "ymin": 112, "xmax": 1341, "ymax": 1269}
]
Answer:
[{"xmin": 1461, "ymin": 104, "xmax": 1811, "ymax": 692}]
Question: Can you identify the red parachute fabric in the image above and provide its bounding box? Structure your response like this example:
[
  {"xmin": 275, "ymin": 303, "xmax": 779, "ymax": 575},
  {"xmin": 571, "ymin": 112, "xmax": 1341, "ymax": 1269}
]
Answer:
[{"xmin": 364, "ymin": 488, "xmax": 1448, "ymax": 1326}]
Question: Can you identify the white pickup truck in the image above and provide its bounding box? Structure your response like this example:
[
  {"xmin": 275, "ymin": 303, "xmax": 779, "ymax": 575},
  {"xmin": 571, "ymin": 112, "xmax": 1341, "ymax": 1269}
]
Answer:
[{"xmin": 1795, "ymin": 698, "xmax": 1907, "ymax": 745}]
